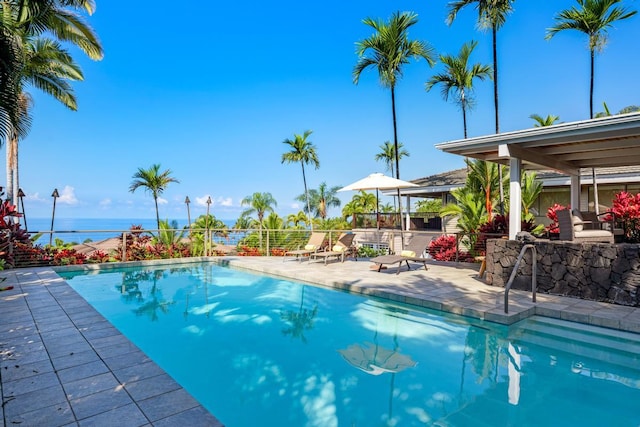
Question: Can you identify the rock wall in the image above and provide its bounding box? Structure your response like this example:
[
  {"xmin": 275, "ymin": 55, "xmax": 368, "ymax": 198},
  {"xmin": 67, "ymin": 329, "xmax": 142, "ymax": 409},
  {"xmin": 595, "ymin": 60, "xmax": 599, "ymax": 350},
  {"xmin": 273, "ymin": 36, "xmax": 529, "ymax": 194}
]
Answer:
[{"xmin": 486, "ymin": 239, "xmax": 640, "ymax": 306}]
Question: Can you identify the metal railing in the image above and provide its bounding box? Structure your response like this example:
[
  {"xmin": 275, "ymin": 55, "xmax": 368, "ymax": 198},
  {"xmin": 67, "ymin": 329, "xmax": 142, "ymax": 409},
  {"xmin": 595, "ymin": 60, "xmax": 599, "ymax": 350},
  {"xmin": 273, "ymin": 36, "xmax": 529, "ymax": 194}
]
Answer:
[{"xmin": 504, "ymin": 244, "xmax": 537, "ymax": 314}]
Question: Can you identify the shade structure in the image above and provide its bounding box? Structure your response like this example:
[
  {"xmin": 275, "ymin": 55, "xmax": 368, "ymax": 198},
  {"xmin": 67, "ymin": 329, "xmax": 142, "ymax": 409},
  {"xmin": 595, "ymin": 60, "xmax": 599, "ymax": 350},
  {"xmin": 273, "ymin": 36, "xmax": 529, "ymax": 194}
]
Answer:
[{"xmin": 338, "ymin": 173, "xmax": 418, "ymax": 230}]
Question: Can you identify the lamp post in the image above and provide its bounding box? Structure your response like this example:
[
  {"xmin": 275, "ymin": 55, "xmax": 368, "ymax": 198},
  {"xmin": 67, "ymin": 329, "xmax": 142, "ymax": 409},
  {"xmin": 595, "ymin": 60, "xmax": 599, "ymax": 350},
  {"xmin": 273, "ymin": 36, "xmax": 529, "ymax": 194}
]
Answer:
[
  {"xmin": 184, "ymin": 196, "xmax": 191, "ymax": 237},
  {"xmin": 17, "ymin": 188, "xmax": 26, "ymax": 231},
  {"xmin": 205, "ymin": 196, "xmax": 212, "ymax": 256},
  {"xmin": 50, "ymin": 188, "xmax": 59, "ymax": 246}
]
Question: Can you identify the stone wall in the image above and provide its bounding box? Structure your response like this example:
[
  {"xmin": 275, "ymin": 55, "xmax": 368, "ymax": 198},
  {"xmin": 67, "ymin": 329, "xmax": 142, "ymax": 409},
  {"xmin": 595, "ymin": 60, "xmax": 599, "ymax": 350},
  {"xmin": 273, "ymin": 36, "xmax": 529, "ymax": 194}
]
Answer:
[{"xmin": 485, "ymin": 239, "xmax": 640, "ymax": 306}]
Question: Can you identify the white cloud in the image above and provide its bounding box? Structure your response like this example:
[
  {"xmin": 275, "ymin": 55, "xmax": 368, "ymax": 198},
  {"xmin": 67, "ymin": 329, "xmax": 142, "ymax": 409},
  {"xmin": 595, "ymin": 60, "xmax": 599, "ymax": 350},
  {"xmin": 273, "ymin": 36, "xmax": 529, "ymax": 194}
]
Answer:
[
  {"xmin": 157, "ymin": 197, "xmax": 168, "ymax": 205},
  {"xmin": 99, "ymin": 198, "xmax": 112, "ymax": 208},
  {"xmin": 217, "ymin": 197, "xmax": 233, "ymax": 207},
  {"xmin": 26, "ymin": 192, "xmax": 46, "ymax": 202},
  {"xmin": 291, "ymin": 202, "xmax": 300, "ymax": 210},
  {"xmin": 195, "ymin": 195, "xmax": 212, "ymax": 207},
  {"xmin": 57, "ymin": 186, "xmax": 78, "ymax": 205}
]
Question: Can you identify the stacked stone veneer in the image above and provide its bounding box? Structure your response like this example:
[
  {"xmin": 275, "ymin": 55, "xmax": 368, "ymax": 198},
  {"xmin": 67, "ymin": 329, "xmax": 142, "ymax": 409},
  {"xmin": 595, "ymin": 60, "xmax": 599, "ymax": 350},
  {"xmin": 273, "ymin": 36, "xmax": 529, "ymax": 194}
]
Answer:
[{"xmin": 486, "ymin": 238, "xmax": 640, "ymax": 306}]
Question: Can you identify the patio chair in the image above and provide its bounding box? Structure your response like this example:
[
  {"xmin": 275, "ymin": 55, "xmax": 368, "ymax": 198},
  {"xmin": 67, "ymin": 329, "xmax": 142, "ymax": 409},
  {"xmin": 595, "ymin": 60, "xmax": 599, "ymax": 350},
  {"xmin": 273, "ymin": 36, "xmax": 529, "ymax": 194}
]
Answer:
[
  {"xmin": 370, "ymin": 234, "xmax": 432, "ymax": 274},
  {"xmin": 310, "ymin": 233, "xmax": 357, "ymax": 265},
  {"xmin": 557, "ymin": 209, "xmax": 614, "ymax": 243},
  {"xmin": 284, "ymin": 232, "xmax": 327, "ymax": 261},
  {"xmin": 580, "ymin": 210, "xmax": 624, "ymax": 243}
]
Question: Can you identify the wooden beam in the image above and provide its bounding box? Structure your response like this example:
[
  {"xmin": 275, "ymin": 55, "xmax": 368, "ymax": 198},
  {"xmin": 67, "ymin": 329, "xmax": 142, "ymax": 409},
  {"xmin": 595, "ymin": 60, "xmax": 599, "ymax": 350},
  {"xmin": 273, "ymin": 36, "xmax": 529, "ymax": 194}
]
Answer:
[{"xmin": 498, "ymin": 144, "xmax": 580, "ymax": 175}]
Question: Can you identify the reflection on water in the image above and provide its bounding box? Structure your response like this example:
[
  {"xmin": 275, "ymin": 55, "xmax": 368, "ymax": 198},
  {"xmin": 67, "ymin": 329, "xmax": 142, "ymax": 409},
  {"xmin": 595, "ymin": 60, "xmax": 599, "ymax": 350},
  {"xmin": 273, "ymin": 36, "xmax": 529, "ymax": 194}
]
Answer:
[{"xmin": 61, "ymin": 263, "xmax": 640, "ymax": 427}]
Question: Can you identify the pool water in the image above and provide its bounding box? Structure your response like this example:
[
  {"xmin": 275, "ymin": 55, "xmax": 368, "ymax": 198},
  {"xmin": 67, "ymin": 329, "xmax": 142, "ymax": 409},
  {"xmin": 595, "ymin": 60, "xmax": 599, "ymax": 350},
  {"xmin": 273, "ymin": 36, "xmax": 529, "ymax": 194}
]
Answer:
[{"xmin": 59, "ymin": 263, "xmax": 640, "ymax": 427}]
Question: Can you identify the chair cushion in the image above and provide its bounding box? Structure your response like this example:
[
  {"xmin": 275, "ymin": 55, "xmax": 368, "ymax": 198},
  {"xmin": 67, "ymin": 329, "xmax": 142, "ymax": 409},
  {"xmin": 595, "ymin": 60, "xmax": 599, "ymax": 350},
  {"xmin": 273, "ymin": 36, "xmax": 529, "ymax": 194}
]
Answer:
[
  {"xmin": 304, "ymin": 244, "xmax": 317, "ymax": 251},
  {"xmin": 574, "ymin": 230, "xmax": 613, "ymax": 238},
  {"xmin": 401, "ymin": 250, "xmax": 416, "ymax": 257},
  {"xmin": 571, "ymin": 213, "xmax": 584, "ymax": 232},
  {"xmin": 332, "ymin": 245, "xmax": 345, "ymax": 253}
]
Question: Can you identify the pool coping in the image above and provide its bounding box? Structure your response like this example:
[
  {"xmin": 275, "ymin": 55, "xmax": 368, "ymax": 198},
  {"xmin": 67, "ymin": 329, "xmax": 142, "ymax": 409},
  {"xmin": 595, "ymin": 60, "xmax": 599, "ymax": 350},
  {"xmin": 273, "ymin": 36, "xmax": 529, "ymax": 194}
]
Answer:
[{"xmin": 2, "ymin": 256, "xmax": 640, "ymax": 426}]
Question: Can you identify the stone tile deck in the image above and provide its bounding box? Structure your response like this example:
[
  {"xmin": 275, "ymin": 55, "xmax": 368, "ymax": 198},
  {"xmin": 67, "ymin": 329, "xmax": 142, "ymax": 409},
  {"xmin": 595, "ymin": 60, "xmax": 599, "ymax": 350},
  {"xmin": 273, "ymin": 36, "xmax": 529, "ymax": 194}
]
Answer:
[{"xmin": 2, "ymin": 256, "xmax": 640, "ymax": 426}]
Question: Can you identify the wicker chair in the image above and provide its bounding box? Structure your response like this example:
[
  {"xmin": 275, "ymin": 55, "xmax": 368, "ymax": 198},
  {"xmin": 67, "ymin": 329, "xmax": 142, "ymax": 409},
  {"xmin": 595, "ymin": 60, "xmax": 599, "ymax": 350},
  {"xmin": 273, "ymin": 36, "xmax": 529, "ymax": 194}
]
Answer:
[{"xmin": 557, "ymin": 209, "xmax": 614, "ymax": 243}]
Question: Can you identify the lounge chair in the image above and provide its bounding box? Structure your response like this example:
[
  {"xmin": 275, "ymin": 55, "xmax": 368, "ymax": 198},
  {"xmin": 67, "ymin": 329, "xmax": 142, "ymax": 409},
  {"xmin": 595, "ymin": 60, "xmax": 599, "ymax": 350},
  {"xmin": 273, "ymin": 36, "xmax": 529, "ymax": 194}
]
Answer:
[
  {"xmin": 284, "ymin": 232, "xmax": 327, "ymax": 261},
  {"xmin": 370, "ymin": 234, "xmax": 432, "ymax": 274},
  {"xmin": 557, "ymin": 209, "xmax": 614, "ymax": 243},
  {"xmin": 310, "ymin": 233, "xmax": 357, "ymax": 265}
]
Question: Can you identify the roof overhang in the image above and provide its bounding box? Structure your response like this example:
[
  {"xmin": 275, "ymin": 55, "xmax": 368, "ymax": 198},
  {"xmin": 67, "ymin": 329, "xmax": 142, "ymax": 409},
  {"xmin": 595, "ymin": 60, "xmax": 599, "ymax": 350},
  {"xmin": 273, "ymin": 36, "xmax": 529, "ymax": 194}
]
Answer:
[{"xmin": 435, "ymin": 113, "xmax": 640, "ymax": 175}]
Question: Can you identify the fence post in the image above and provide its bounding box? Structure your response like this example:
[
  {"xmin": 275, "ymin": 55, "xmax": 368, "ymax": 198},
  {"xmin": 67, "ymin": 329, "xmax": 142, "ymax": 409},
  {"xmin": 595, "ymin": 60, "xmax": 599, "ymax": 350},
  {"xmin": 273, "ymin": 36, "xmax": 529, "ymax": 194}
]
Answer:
[
  {"xmin": 121, "ymin": 232, "xmax": 126, "ymax": 262},
  {"xmin": 266, "ymin": 230, "xmax": 270, "ymax": 256},
  {"xmin": 455, "ymin": 233, "xmax": 460, "ymax": 263}
]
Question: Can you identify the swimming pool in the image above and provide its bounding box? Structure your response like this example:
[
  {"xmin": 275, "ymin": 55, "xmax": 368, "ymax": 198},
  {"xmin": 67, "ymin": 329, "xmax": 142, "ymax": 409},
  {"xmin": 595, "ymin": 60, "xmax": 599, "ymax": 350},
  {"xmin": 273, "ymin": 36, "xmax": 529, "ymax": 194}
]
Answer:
[{"xmin": 59, "ymin": 262, "xmax": 640, "ymax": 426}]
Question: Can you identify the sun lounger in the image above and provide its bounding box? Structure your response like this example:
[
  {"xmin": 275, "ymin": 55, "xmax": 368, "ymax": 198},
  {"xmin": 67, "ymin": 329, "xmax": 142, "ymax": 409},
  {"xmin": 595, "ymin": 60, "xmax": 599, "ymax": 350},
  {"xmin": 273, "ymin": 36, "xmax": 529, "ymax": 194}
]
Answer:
[
  {"xmin": 284, "ymin": 232, "xmax": 328, "ymax": 261},
  {"xmin": 310, "ymin": 233, "xmax": 357, "ymax": 265},
  {"xmin": 370, "ymin": 234, "xmax": 432, "ymax": 274}
]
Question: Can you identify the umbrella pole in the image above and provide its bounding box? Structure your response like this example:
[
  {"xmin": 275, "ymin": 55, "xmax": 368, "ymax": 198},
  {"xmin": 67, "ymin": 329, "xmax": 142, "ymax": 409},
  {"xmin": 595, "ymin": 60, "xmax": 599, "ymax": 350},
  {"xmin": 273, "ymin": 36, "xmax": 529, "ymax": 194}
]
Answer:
[{"xmin": 376, "ymin": 188, "xmax": 380, "ymax": 230}]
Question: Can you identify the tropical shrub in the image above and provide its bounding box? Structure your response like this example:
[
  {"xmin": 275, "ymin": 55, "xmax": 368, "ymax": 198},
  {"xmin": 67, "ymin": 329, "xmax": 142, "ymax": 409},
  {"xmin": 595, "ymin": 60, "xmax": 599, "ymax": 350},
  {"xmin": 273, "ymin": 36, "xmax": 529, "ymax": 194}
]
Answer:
[
  {"xmin": 52, "ymin": 248, "xmax": 86, "ymax": 266},
  {"xmin": 357, "ymin": 246, "xmax": 387, "ymax": 257},
  {"xmin": 546, "ymin": 203, "xmax": 570, "ymax": 234},
  {"xmin": 609, "ymin": 192, "xmax": 640, "ymax": 242},
  {"xmin": 428, "ymin": 235, "xmax": 473, "ymax": 262}
]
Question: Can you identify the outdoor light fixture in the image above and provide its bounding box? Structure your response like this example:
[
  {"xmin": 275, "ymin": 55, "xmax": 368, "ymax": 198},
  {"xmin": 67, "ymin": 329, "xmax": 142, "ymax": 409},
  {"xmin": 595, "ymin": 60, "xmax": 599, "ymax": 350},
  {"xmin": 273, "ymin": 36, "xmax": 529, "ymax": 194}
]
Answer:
[
  {"xmin": 50, "ymin": 188, "xmax": 59, "ymax": 246},
  {"xmin": 17, "ymin": 188, "xmax": 26, "ymax": 231},
  {"xmin": 185, "ymin": 196, "xmax": 191, "ymax": 237}
]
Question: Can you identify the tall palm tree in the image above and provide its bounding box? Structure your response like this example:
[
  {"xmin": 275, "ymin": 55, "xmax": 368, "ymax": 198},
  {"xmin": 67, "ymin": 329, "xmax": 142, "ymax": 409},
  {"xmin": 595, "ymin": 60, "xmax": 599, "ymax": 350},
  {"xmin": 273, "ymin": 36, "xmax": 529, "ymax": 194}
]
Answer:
[
  {"xmin": 353, "ymin": 11, "xmax": 435, "ymax": 229},
  {"xmin": 426, "ymin": 40, "xmax": 492, "ymax": 139},
  {"xmin": 6, "ymin": 37, "xmax": 84, "ymax": 204},
  {"xmin": 241, "ymin": 192, "xmax": 277, "ymax": 248},
  {"xmin": 281, "ymin": 130, "xmax": 319, "ymax": 229},
  {"xmin": 295, "ymin": 182, "xmax": 341, "ymax": 219},
  {"xmin": 546, "ymin": 0, "xmax": 636, "ymax": 119},
  {"xmin": 447, "ymin": 0, "xmax": 515, "ymax": 214},
  {"xmin": 374, "ymin": 141, "xmax": 409, "ymax": 178},
  {"xmin": 529, "ymin": 114, "xmax": 560, "ymax": 127},
  {"xmin": 547, "ymin": 0, "xmax": 636, "ymax": 215},
  {"xmin": 129, "ymin": 164, "xmax": 180, "ymax": 230},
  {"xmin": 1, "ymin": 0, "xmax": 103, "ymax": 203}
]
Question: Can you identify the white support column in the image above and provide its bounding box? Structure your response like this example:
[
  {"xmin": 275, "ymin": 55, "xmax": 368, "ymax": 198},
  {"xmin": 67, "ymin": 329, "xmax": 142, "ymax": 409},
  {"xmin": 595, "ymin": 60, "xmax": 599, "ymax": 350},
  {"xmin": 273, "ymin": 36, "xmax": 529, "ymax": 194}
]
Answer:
[
  {"xmin": 405, "ymin": 195, "xmax": 411, "ymax": 231},
  {"xmin": 509, "ymin": 158, "xmax": 522, "ymax": 240},
  {"xmin": 570, "ymin": 174, "xmax": 580, "ymax": 211}
]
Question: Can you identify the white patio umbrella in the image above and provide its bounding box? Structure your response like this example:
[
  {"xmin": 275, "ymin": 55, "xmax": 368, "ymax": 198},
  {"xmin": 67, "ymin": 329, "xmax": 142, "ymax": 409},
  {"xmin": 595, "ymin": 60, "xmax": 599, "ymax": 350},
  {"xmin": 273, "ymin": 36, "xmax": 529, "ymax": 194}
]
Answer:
[{"xmin": 338, "ymin": 173, "xmax": 418, "ymax": 229}]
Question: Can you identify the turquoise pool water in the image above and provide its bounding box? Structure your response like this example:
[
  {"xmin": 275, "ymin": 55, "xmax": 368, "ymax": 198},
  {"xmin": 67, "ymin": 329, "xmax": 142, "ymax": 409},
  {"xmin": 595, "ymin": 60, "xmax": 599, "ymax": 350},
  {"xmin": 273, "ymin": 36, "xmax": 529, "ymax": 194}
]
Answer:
[{"xmin": 59, "ymin": 263, "xmax": 640, "ymax": 426}]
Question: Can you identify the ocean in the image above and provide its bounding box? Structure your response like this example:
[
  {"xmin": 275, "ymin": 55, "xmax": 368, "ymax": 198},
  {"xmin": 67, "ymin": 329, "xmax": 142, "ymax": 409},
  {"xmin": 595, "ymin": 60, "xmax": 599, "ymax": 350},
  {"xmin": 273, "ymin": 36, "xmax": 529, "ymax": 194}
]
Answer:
[{"xmin": 24, "ymin": 218, "xmax": 236, "ymax": 245}]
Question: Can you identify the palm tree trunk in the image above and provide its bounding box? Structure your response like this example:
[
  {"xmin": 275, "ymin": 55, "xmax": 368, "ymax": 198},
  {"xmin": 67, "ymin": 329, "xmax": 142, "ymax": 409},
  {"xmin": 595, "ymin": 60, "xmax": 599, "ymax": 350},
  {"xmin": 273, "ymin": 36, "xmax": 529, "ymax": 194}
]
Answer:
[
  {"xmin": 462, "ymin": 101, "xmax": 468, "ymax": 139},
  {"xmin": 493, "ymin": 25, "xmax": 505, "ymax": 216},
  {"xmin": 6, "ymin": 132, "xmax": 17, "ymax": 205},
  {"xmin": 153, "ymin": 196, "xmax": 160, "ymax": 230},
  {"xmin": 391, "ymin": 85, "xmax": 404, "ymax": 233},
  {"xmin": 589, "ymin": 48, "xmax": 595, "ymax": 120},
  {"xmin": 590, "ymin": 48, "xmax": 599, "ymax": 214},
  {"xmin": 301, "ymin": 163, "xmax": 312, "ymax": 230}
]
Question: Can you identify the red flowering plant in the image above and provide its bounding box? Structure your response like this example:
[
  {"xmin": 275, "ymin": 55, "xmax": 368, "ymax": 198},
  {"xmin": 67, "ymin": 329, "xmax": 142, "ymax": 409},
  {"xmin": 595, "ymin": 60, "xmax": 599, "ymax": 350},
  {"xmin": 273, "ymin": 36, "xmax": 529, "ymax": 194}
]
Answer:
[
  {"xmin": 427, "ymin": 235, "xmax": 474, "ymax": 262},
  {"xmin": 609, "ymin": 191, "xmax": 640, "ymax": 242},
  {"xmin": 546, "ymin": 203, "xmax": 570, "ymax": 234}
]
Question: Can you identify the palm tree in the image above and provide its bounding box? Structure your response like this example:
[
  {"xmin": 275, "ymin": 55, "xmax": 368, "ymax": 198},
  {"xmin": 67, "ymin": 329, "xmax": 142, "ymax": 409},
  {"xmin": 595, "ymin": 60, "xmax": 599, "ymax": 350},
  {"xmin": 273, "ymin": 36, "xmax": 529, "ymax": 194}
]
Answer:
[
  {"xmin": 547, "ymin": 0, "xmax": 636, "ymax": 215},
  {"xmin": 354, "ymin": 11, "xmax": 435, "ymax": 229},
  {"xmin": 521, "ymin": 172, "xmax": 543, "ymax": 217},
  {"xmin": 426, "ymin": 41, "xmax": 492, "ymax": 138},
  {"xmin": 1, "ymin": 1, "xmax": 103, "ymax": 204},
  {"xmin": 529, "ymin": 114, "xmax": 560, "ymax": 127},
  {"xmin": 547, "ymin": 0, "xmax": 636, "ymax": 119},
  {"xmin": 374, "ymin": 141, "xmax": 409, "ymax": 178},
  {"xmin": 342, "ymin": 200, "xmax": 364, "ymax": 228},
  {"xmin": 447, "ymin": 0, "xmax": 515, "ymax": 214},
  {"xmin": 295, "ymin": 182, "xmax": 341, "ymax": 219},
  {"xmin": 129, "ymin": 164, "xmax": 180, "ymax": 230},
  {"xmin": 241, "ymin": 192, "xmax": 277, "ymax": 248},
  {"xmin": 281, "ymin": 130, "xmax": 319, "ymax": 229},
  {"xmin": 287, "ymin": 211, "xmax": 309, "ymax": 229}
]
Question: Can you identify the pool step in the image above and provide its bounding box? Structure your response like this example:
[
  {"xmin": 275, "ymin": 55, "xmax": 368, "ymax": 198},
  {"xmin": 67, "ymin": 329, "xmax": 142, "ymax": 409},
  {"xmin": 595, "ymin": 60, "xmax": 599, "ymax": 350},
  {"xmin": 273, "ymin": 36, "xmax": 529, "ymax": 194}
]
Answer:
[{"xmin": 508, "ymin": 316, "xmax": 640, "ymax": 367}]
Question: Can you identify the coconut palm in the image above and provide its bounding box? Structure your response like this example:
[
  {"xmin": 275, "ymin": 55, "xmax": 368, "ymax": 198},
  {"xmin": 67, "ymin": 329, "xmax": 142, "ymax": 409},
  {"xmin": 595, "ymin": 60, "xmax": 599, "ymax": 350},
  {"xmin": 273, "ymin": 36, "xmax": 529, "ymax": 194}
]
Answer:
[
  {"xmin": 352, "ymin": 191, "xmax": 377, "ymax": 213},
  {"xmin": 529, "ymin": 114, "xmax": 560, "ymax": 127},
  {"xmin": 342, "ymin": 200, "xmax": 364, "ymax": 228},
  {"xmin": 287, "ymin": 211, "xmax": 309, "ymax": 229},
  {"xmin": 281, "ymin": 130, "xmax": 319, "ymax": 229},
  {"xmin": 547, "ymin": 0, "xmax": 636, "ymax": 215},
  {"xmin": 546, "ymin": 0, "xmax": 636, "ymax": 119},
  {"xmin": 295, "ymin": 182, "xmax": 341, "ymax": 220},
  {"xmin": 447, "ymin": 0, "xmax": 515, "ymax": 214},
  {"xmin": 374, "ymin": 141, "xmax": 409, "ymax": 178},
  {"xmin": 1, "ymin": 1, "xmax": 102, "ymax": 201},
  {"xmin": 241, "ymin": 192, "xmax": 277, "ymax": 248},
  {"xmin": 426, "ymin": 41, "xmax": 492, "ymax": 139},
  {"xmin": 447, "ymin": 0, "xmax": 514, "ymax": 133},
  {"xmin": 353, "ymin": 11, "xmax": 435, "ymax": 217},
  {"xmin": 129, "ymin": 164, "xmax": 180, "ymax": 230}
]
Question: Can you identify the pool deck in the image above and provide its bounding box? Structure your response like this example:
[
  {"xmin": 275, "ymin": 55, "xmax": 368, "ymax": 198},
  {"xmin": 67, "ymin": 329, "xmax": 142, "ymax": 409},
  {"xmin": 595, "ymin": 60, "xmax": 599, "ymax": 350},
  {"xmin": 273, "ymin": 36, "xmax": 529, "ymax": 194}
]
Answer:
[{"xmin": 2, "ymin": 256, "xmax": 640, "ymax": 426}]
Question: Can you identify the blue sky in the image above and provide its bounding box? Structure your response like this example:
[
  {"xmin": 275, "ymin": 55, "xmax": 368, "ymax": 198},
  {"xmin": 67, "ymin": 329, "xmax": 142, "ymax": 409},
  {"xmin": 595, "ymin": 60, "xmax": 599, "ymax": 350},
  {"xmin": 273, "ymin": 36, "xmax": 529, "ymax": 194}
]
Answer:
[{"xmin": 16, "ymin": 0, "xmax": 640, "ymax": 221}]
